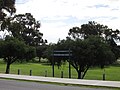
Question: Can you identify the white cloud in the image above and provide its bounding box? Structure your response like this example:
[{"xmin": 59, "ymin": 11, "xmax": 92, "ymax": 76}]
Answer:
[
  {"xmin": 41, "ymin": 22, "xmax": 69, "ymax": 43},
  {"xmin": 15, "ymin": 0, "xmax": 120, "ymax": 43}
]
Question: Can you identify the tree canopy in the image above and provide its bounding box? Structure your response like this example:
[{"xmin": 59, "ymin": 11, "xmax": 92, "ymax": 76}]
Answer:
[
  {"xmin": 1, "ymin": 13, "xmax": 46, "ymax": 46},
  {"xmin": 0, "ymin": 0, "xmax": 48, "ymax": 74},
  {"xmin": 0, "ymin": 0, "xmax": 16, "ymax": 21},
  {"xmin": 68, "ymin": 21, "xmax": 119, "ymax": 41},
  {"xmin": 36, "ymin": 45, "xmax": 47, "ymax": 62},
  {"xmin": 0, "ymin": 36, "xmax": 36, "ymax": 74},
  {"xmin": 68, "ymin": 21, "xmax": 120, "ymax": 59},
  {"xmin": 67, "ymin": 21, "xmax": 119, "ymax": 78},
  {"xmin": 50, "ymin": 36, "xmax": 115, "ymax": 79}
]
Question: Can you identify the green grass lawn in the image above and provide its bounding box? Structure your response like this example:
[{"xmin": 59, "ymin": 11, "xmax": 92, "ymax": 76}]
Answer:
[{"xmin": 0, "ymin": 61, "xmax": 120, "ymax": 81}]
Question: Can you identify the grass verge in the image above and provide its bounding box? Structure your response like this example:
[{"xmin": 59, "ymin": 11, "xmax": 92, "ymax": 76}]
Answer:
[{"xmin": 0, "ymin": 61, "xmax": 120, "ymax": 81}]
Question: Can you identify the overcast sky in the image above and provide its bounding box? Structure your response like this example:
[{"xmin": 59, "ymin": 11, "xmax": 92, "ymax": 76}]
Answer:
[{"xmin": 16, "ymin": 0, "xmax": 120, "ymax": 43}]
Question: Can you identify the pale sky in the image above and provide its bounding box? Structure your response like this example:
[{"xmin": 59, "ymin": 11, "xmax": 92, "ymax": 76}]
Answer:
[{"xmin": 15, "ymin": 0, "xmax": 120, "ymax": 43}]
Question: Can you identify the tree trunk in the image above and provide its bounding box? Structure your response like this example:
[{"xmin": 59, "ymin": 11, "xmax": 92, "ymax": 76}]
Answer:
[
  {"xmin": 5, "ymin": 62, "xmax": 11, "ymax": 74},
  {"xmin": 39, "ymin": 57, "xmax": 41, "ymax": 62},
  {"xmin": 77, "ymin": 71, "xmax": 82, "ymax": 79},
  {"xmin": 82, "ymin": 66, "xmax": 89, "ymax": 79}
]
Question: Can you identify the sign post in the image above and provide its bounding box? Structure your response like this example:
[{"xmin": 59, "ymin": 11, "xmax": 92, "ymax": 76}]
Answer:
[
  {"xmin": 68, "ymin": 49, "xmax": 71, "ymax": 78},
  {"xmin": 51, "ymin": 50, "xmax": 72, "ymax": 78},
  {"xmin": 52, "ymin": 55, "xmax": 54, "ymax": 77}
]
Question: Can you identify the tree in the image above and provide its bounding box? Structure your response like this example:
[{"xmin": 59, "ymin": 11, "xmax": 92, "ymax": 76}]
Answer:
[
  {"xmin": 43, "ymin": 42, "xmax": 67, "ymax": 68},
  {"xmin": 0, "ymin": 0, "xmax": 16, "ymax": 21},
  {"xmin": 0, "ymin": 0, "xmax": 16, "ymax": 35},
  {"xmin": 0, "ymin": 36, "xmax": 35, "ymax": 74},
  {"xmin": 87, "ymin": 36, "xmax": 116, "ymax": 68},
  {"xmin": 67, "ymin": 21, "xmax": 120, "ymax": 79},
  {"xmin": 56, "ymin": 36, "xmax": 116, "ymax": 79},
  {"xmin": 1, "ymin": 13, "xmax": 45, "ymax": 46},
  {"xmin": 68, "ymin": 21, "xmax": 120, "ymax": 59},
  {"xmin": 24, "ymin": 46, "xmax": 36, "ymax": 62},
  {"xmin": 36, "ymin": 45, "xmax": 47, "ymax": 62},
  {"xmin": 68, "ymin": 21, "xmax": 119, "ymax": 40},
  {"xmin": 68, "ymin": 38, "xmax": 95, "ymax": 79},
  {"xmin": 67, "ymin": 21, "xmax": 119, "ymax": 79},
  {"xmin": 0, "ymin": 12, "xmax": 47, "ymax": 63}
]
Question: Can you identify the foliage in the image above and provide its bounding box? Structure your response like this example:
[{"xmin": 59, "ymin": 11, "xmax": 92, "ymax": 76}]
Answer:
[
  {"xmin": 0, "ymin": 0, "xmax": 47, "ymax": 64},
  {"xmin": 36, "ymin": 45, "xmax": 47, "ymax": 62},
  {"xmin": 0, "ymin": 0, "xmax": 16, "ymax": 21},
  {"xmin": 68, "ymin": 21, "xmax": 119, "ymax": 41},
  {"xmin": 43, "ymin": 43, "xmax": 55, "ymax": 64},
  {"xmin": 24, "ymin": 46, "xmax": 36, "ymax": 62},
  {"xmin": 0, "ymin": 13, "xmax": 46, "ymax": 46},
  {"xmin": 46, "ymin": 36, "xmax": 116, "ymax": 79},
  {"xmin": 87, "ymin": 36, "xmax": 116, "ymax": 68},
  {"xmin": 0, "ymin": 36, "xmax": 36, "ymax": 74},
  {"xmin": 43, "ymin": 42, "xmax": 67, "ymax": 67},
  {"xmin": 68, "ymin": 38, "xmax": 95, "ymax": 79},
  {"xmin": 67, "ymin": 21, "xmax": 119, "ymax": 79},
  {"xmin": 44, "ymin": 21, "xmax": 118, "ymax": 79},
  {"xmin": 68, "ymin": 21, "xmax": 120, "ymax": 59},
  {"xmin": 66, "ymin": 37, "xmax": 114, "ymax": 79}
]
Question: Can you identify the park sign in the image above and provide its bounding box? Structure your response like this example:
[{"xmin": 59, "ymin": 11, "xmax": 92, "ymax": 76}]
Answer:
[
  {"xmin": 52, "ymin": 50, "xmax": 72, "ymax": 57},
  {"xmin": 51, "ymin": 50, "xmax": 72, "ymax": 78}
]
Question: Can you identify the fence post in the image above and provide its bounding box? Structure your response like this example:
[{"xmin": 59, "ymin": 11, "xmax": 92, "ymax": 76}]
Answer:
[
  {"xmin": 103, "ymin": 73, "xmax": 105, "ymax": 80},
  {"xmin": 103, "ymin": 68, "xmax": 105, "ymax": 80},
  {"xmin": 45, "ymin": 70, "xmax": 47, "ymax": 77},
  {"xmin": 61, "ymin": 71, "xmax": 63, "ymax": 78},
  {"xmin": 52, "ymin": 53, "xmax": 55, "ymax": 77},
  {"xmin": 18, "ymin": 69, "xmax": 20, "ymax": 75},
  {"xmin": 30, "ymin": 70, "xmax": 32, "ymax": 76}
]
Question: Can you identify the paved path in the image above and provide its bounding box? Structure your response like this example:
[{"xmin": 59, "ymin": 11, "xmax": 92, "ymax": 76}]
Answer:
[
  {"xmin": 0, "ymin": 79, "xmax": 106, "ymax": 90},
  {"xmin": 0, "ymin": 74, "xmax": 120, "ymax": 88}
]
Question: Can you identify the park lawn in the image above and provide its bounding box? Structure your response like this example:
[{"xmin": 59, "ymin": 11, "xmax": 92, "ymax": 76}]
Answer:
[
  {"xmin": 0, "ymin": 61, "xmax": 120, "ymax": 81},
  {"xmin": 0, "ymin": 62, "xmax": 77, "ymax": 78},
  {"xmin": 84, "ymin": 66, "xmax": 120, "ymax": 81}
]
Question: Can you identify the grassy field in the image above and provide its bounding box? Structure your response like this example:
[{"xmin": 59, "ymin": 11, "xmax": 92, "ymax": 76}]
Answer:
[{"xmin": 0, "ymin": 60, "xmax": 120, "ymax": 81}]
